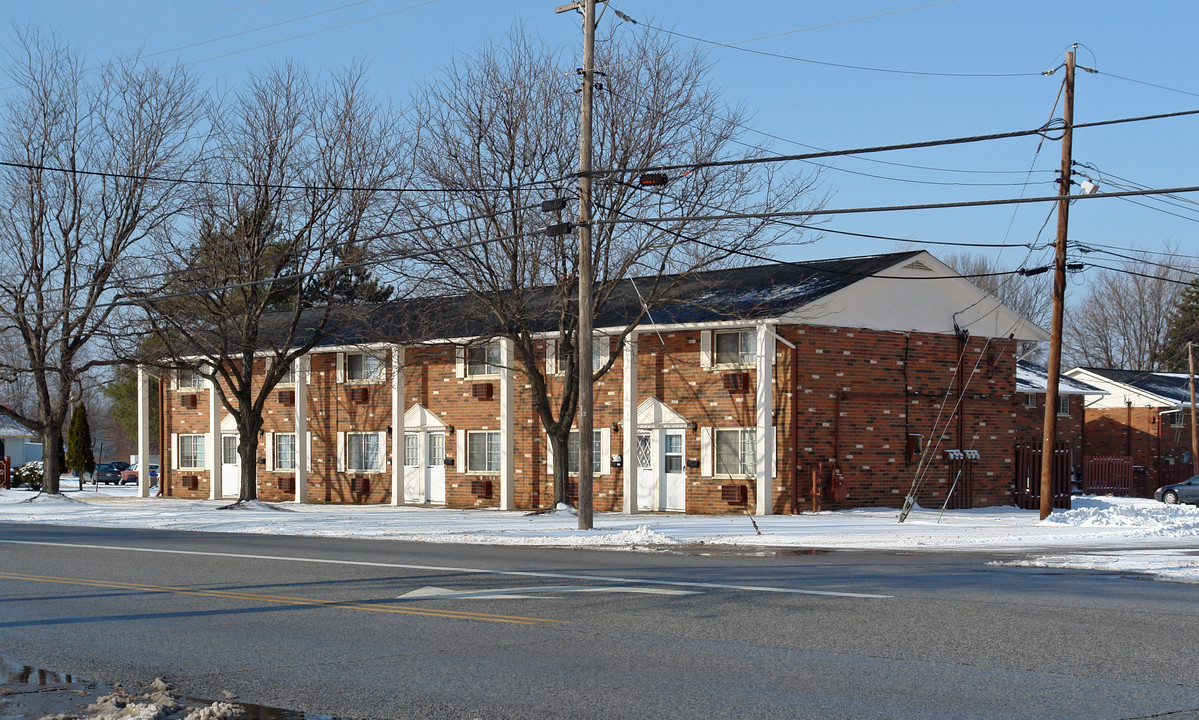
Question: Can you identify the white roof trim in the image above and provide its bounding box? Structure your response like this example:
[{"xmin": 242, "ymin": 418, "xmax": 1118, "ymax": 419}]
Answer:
[
  {"xmin": 404, "ymin": 403, "xmax": 447, "ymax": 431},
  {"xmin": 629, "ymin": 397, "xmax": 690, "ymax": 429}
]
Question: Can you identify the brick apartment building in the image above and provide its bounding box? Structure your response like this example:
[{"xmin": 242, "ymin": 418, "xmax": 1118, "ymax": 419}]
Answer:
[
  {"xmin": 135, "ymin": 250, "xmax": 1051, "ymax": 514},
  {"xmin": 1014, "ymin": 359, "xmax": 1105, "ymax": 474},
  {"xmin": 1064, "ymin": 367, "xmax": 1196, "ymax": 494}
]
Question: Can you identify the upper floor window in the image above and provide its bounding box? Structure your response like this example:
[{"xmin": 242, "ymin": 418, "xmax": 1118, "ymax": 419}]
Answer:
[
  {"xmin": 1023, "ymin": 393, "xmax": 1037, "ymax": 409},
  {"xmin": 347, "ymin": 353, "xmax": 384, "ymax": 382},
  {"xmin": 277, "ymin": 359, "xmax": 296, "ymax": 385},
  {"xmin": 467, "ymin": 344, "xmax": 502, "ymax": 377},
  {"xmin": 1172, "ymin": 412, "xmax": 1186, "ymax": 428},
  {"xmin": 715, "ymin": 330, "xmax": 755, "ymax": 366},
  {"xmin": 1057, "ymin": 394, "xmax": 1070, "ymax": 417},
  {"xmin": 176, "ymin": 368, "xmax": 203, "ymax": 390}
]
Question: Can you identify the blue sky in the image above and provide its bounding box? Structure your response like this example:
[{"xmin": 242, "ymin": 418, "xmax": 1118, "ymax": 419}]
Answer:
[{"xmin": 6, "ymin": 0, "xmax": 1198, "ymax": 276}]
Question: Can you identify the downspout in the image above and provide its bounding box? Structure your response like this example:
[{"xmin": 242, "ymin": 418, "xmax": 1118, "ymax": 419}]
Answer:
[
  {"xmin": 790, "ymin": 343, "xmax": 799, "ymax": 514},
  {"xmin": 903, "ymin": 333, "xmax": 911, "ymax": 464},
  {"xmin": 158, "ymin": 374, "xmax": 166, "ymax": 497}
]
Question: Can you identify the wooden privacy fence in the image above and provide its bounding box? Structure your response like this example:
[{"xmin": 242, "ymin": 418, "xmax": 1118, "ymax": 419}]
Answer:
[
  {"xmin": 1158, "ymin": 462, "xmax": 1192, "ymax": 488},
  {"xmin": 1013, "ymin": 442, "xmax": 1072, "ymax": 511},
  {"xmin": 1083, "ymin": 455, "xmax": 1133, "ymax": 496}
]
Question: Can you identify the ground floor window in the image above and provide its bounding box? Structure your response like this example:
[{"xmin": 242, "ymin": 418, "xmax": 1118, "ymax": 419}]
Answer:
[
  {"xmin": 467, "ymin": 431, "xmax": 500, "ymax": 473},
  {"xmin": 275, "ymin": 433, "xmax": 297, "ymax": 471},
  {"xmin": 567, "ymin": 430, "xmax": 602, "ymax": 474},
  {"xmin": 715, "ymin": 428, "xmax": 755, "ymax": 476},
  {"xmin": 347, "ymin": 432, "xmax": 381, "ymax": 472},
  {"xmin": 180, "ymin": 434, "xmax": 205, "ymax": 468}
]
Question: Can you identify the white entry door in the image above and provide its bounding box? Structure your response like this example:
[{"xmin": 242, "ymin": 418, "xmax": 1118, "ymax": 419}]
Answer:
[
  {"xmin": 636, "ymin": 433, "xmax": 656, "ymax": 510},
  {"xmin": 663, "ymin": 430, "xmax": 686, "ymax": 511},
  {"xmin": 637, "ymin": 430, "xmax": 686, "ymax": 512},
  {"xmin": 403, "ymin": 434, "xmax": 421, "ymax": 502},
  {"xmin": 220, "ymin": 434, "xmax": 240, "ymax": 497},
  {"xmin": 426, "ymin": 432, "xmax": 446, "ymax": 504},
  {"xmin": 402, "ymin": 432, "xmax": 446, "ymax": 504}
]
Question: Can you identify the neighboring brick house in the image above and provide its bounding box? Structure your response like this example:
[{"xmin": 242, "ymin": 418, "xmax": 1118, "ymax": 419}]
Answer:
[
  {"xmin": 1064, "ymin": 367, "xmax": 1197, "ymax": 494},
  {"xmin": 1014, "ymin": 359, "xmax": 1107, "ymax": 474},
  {"xmin": 137, "ymin": 250, "xmax": 1051, "ymax": 514}
]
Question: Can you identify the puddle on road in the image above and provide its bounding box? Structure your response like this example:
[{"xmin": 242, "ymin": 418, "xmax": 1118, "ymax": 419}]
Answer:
[
  {"xmin": 677, "ymin": 546, "xmax": 832, "ymax": 557},
  {"xmin": 0, "ymin": 655, "xmax": 341, "ymax": 720}
]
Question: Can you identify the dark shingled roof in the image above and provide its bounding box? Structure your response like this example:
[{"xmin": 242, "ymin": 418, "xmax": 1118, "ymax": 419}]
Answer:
[
  {"xmin": 1076, "ymin": 367, "xmax": 1196, "ymax": 405},
  {"xmin": 1017, "ymin": 360, "xmax": 1107, "ymax": 395},
  {"xmin": 305, "ymin": 251, "xmax": 924, "ymax": 347}
]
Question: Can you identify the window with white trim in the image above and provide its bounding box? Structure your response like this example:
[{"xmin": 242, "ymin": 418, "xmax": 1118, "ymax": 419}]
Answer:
[
  {"xmin": 275, "ymin": 433, "xmax": 297, "ymax": 471},
  {"xmin": 714, "ymin": 330, "xmax": 755, "ymax": 366},
  {"xmin": 467, "ymin": 431, "xmax": 501, "ymax": 473},
  {"xmin": 347, "ymin": 432, "xmax": 381, "ymax": 472},
  {"xmin": 1057, "ymin": 394, "xmax": 1070, "ymax": 417},
  {"xmin": 1172, "ymin": 412, "xmax": 1186, "ymax": 428},
  {"xmin": 567, "ymin": 430, "xmax": 602, "ymax": 474},
  {"xmin": 177, "ymin": 368, "xmax": 203, "ymax": 390},
  {"xmin": 179, "ymin": 434, "xmax": 206, "ymax": 468},
  {"xmin": 277, "ymin": 359, "xmax": 296, "ymax": 385},
  {"xmin": 347, "ymin": 353, "xmax": 384, "ymax": 382},
  {"xmin": 467, "ymin": 344, "xmax": 502, "ymax": 377},
  {"xmin": 1023, "ymin": 393, "xmax": 1037, "ymax": 409},
  {"xmin": 715, "ymin": 428, "xmax": 756, "ymax": 476}
]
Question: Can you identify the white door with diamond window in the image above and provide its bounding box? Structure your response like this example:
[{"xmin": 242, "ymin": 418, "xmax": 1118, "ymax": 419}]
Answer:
[{"xmin": 636, "ymin": 433, "xmax": 655, "ymax": 510}]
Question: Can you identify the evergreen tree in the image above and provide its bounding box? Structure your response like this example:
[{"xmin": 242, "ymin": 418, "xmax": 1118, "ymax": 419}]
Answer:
[
  {"xmin": 66, "ymin": 404, "xmax": 95, "ymax": 477},
  {"xmin": 1162, "ymin": 278, "xmax": 1199, "ymax": 372},
  {"xmin": 103, "ymin": 366, "xmax": 159, "ymax": 445}
]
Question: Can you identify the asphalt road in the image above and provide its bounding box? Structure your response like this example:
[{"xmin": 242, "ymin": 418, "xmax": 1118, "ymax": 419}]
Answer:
[{"xmin": 1, "ymin": 523, "xmax": 1198, "ymax": 720}]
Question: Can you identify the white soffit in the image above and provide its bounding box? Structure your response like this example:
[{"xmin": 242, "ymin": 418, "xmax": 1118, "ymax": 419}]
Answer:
[{"xmin": 780, "ymin": 251, "xmax": 1050, "ymax": 341}]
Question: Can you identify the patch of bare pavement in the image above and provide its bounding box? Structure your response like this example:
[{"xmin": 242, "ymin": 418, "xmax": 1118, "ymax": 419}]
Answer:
[{"xmin": 0, "ymin": 657, "xmax": 337, "ymax": 720}]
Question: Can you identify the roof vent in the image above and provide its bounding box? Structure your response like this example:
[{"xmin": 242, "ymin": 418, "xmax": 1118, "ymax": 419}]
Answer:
[{"xmin": 903, "ymin": 260, "xmax": 934, "ymax": 272}]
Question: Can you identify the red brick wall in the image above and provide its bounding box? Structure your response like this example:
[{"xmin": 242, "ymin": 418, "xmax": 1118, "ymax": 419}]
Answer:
[
  {"xmin": 158, "ymin": 325, "xmax": 1029, "ymax": 512},
  {"xmin": 1014, "ymin": 394, "xmax": 1085, "ymax": 471},
  {"xmin": 1083, "ymin": 405, "xmax": 1191, "ymax": 493}
]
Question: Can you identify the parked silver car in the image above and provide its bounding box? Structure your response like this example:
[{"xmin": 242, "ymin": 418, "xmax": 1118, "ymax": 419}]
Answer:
[{"xmin": 1154, "ymin": 475, "xmax": 1199, "ymax": 505}]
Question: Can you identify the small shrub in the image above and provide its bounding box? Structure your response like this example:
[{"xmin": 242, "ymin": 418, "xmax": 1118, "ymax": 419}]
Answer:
[{"xmin": 15, "ymin": 461, "xmax": 44, "ymax": 492}]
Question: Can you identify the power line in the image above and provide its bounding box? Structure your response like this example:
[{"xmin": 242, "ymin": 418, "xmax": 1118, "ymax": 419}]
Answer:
[
  {"xmin": 590, "ymin": 108, "xmax": 1199, "ymax": 178},
  {"xmin": 1096, "ymin": 70, "xmax": 1199, "ymax": 99},
  {"xmin": 620, "ymin": 10, "xmax": 1038, "ymax": 79},
  {"xmin": 589, "ymin": 184, "xmax": 1199, "ymax": 225}
]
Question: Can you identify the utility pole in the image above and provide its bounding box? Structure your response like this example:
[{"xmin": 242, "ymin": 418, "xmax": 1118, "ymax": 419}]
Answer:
[
  {"xmin": 558, "ymin": 0, "xmax": 598, "ymax": 530},
  {"xmin": 1190, "ymin": 342, "xmax": 1198, "ymax": 475},
  {"xmin": 1039, "ymin": 47, "xmax": 1075, "ymax": 521}
]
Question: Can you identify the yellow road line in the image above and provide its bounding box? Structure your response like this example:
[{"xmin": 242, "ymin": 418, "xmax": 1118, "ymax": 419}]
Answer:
[{"xmin": 0, "ymin": 572, "xmax": 568, "ymax": 626}]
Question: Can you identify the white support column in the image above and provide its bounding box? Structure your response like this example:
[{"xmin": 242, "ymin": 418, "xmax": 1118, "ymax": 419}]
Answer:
[
  {"xmin": 755, "ymin": 322, "xmax": 775, "ymax": 516},
  {"xmin": 391, "ymin": 344, "xmax": 404, "ymax": 506},
  {"xmin": 294, "ymin": 355, "xmax": 308, "ymax": 503},
  {"xmin": 208, "ymin": 375, "xmax": 220, "ymax": 500},
  {"xmin": 622, "ymin": 332, "xmax": 638, "ymax": 513},
  {"xmin": 136, "ymin": 366, "xmax": 152, "ymax": 499},
  {"xmin": 498, "ymin": 337, "xmax": 516, "ymax": 510}
]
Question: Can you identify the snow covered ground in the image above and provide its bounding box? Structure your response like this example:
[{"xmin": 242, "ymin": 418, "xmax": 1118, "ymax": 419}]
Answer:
[{"xmin": 3, "ymin": 484, "xmax": 1199, "ymax": 584}]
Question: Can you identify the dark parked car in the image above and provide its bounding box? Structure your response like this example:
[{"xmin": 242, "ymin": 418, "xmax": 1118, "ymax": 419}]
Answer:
[
  {"xmin": 1155, "ymin": 475, "xmax": 1199, "ymax": 505},
  {"xmin": 93, "ymin": 461, "xmax": 130, "ymax": 484}
]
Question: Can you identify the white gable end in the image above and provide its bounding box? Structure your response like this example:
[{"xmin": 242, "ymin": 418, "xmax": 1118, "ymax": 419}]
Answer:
[
  {"xmin": 780, "ymin": 251, "xmax": 1049, "ymax": 341},
  {"xmin": 634, "ymin": 397, "xmax": 690, "ymax": 429},
  {"xmin": 404, "ymin": 403, "xmax": 447, "ymax": 431}
]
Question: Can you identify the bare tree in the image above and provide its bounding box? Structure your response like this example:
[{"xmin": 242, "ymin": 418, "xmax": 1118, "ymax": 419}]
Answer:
[
  {"xmin": 938, "ymin": 251, "xmax": 1051, "ymax": 359},
  {"xmin": 138, "ymin": 63, "xmax": 407, "ymax": 505},
  {"xmin": 1064, "ymin": 247, "xmax": 1195, "ymax": 371},
  {"xmin": 389, "ymin": 27, "xmax": 821, "ymax": 505},
  {"xmin": 0, "ymin": 29, "xmax": 202, "ymax": 492}
]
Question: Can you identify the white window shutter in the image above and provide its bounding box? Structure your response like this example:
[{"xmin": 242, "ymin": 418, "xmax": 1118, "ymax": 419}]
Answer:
[
  {"xmin": 545, "ymin": 434, "xmax": 554, "ymax": 474},
  {"xmin": 265, "ymin": 432, "xmax": 274, "ymax": 472},
  {"xmin": 171, "ymin": 433, "xmax": 179, "ymax": 470},
  {"xmin": 700, "ymin": 427, "xmax": 713, "ymax": 477},
  {"xmin": 336, "ymin": 431, "xmax": 346, "ymax": 472},
  {"xmin": 600, "ymin": 428, "xmax": 611, "ymax": 475},
  {"xmin": 335, "ymin": 353, "xmax": 345, "ymax": 383},
  {"xmin": 700, "ymin": 331, "xmax": 713, "ymax": 369},
  {"xmin": 546, "ymin": 339, "xmax": 557, "ymax": 376},
  {"xmin": 596, "ymin": 335, "xmax": 610, "ymax": 369},
  {"xmin": 772, "ymin": 428, "xmax": 778, "ymax": 479},
  {"xmin": 306, "ymin": 431, "xmax": 312, "ymax": 472},
  {"xmin": 457, "ymin": 431, "xmax": 466, "ymax": 472},
  {"xmin": 376, "ymin": 432, "xmax": 388, "ymax": 472},
  {"xmin": 264, "ymin": 357, "xmax": 273, "ymax": 376},
  {"xmin": 454, "ymin": 347, "xmax": 465, "ymax": 378}
]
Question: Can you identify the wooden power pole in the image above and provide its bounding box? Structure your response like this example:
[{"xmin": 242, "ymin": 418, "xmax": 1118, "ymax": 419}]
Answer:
[
  {"xmin": 1039, "ymin": 47, "xmax": 1076, "ymax": 521},
  {"xmin": 559, "ymin": 0, "xmax": 597, "ymax": 530}
]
